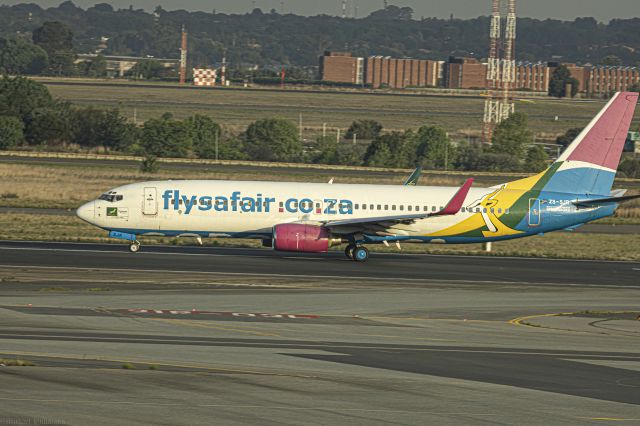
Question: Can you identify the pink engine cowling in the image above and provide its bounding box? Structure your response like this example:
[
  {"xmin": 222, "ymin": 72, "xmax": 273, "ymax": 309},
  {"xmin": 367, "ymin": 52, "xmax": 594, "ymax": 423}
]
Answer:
[{"xmin": 273, "ymin": 224, "xmax": 339, "ymax": 253}]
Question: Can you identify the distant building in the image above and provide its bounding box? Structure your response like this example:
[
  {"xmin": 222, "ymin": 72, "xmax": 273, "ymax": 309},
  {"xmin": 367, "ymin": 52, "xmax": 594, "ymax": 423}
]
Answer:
[
  {"xmin": 319, "ymin": 51, "xmax": 364, "ymax": 85},
  {"xmin": 625, "ymin": 131, "xmax": 640, "ymax": 153},
  {"xmin": 444, "ymin": 57, "xmax": 487, "ymax": 90},
  {"xmin": 365, "ymin": 57, "xmax": 443, "ymax": 89},
  {"xmin": 76, "ymin": 54, "xmax": 179, "ymax": 78},
  {"xmin": 319, "ymin": 51, "xmax": 640, "ymax": 96}
]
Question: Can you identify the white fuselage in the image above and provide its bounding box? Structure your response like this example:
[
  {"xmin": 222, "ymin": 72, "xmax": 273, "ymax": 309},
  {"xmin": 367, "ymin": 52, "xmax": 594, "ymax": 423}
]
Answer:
[{"xmin": 78, "ymin": 180, "xmax": 496, "ymax": 239}]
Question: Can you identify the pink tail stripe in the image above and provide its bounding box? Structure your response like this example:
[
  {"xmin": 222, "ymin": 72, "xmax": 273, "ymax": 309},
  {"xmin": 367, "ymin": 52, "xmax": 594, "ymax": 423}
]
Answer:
[{"xmin": 564, "ymin": 92, "xmax": 638, "ymax": 170}]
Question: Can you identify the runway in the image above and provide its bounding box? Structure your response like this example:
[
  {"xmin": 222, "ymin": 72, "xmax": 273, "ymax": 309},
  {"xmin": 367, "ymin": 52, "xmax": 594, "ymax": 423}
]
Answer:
[
  {"xmin": 1, "ymin": 241, "xmax": 639, "ymax": 425},
  {"xmin": 0, "ymin": 240, "xmax": 638, "ymax": 287}
]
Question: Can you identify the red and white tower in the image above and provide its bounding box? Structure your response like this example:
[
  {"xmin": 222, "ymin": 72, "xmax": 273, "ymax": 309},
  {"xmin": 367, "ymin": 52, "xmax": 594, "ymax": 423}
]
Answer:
[
  {"xmin": 483, "ymin": 0, "xmax": 517, "ymax": 143},
  {"xmin": 179, "ymin": 25, "xmax": 188, "ymax": 84}
]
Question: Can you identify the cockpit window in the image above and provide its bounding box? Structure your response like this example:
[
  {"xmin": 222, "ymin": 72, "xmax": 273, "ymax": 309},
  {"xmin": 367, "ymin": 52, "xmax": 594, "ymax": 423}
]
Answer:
[{"xmin": 98, "ymin": 192, "xmax": 123, "ymax": 202}]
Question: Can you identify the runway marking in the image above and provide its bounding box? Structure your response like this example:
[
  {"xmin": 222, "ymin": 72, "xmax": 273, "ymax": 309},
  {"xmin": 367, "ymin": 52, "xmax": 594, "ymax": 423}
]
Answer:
[
  {"xmin": 0, "ymin": 264, "xmax": 638, "ymax": 289},
  {"xmin": 580, "ymin": 418, "xmax": 640, "ymax": 422},
  {"xmin": 508, "ymin": 312, "xmax": 567, "ymax": 326}
]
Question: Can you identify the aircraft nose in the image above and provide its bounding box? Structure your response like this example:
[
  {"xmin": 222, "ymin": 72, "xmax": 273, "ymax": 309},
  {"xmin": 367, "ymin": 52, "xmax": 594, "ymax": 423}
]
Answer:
[{"xmin": 76, "ymin": 201, "xmax": 95, "ymax": 223}]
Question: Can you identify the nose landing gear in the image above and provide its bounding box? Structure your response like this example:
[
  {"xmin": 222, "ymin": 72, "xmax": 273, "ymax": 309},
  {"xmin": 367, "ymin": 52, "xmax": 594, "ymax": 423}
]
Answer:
[{"xmin": 129, "ymin": 240, "xmax": 141, "ymax": 253}]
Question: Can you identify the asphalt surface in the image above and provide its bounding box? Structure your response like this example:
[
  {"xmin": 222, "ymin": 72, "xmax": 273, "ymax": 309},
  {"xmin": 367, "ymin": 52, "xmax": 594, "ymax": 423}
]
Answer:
[
  {"xmin": 0, "ymin": 240, "xmax": 638, "ymax": 287},
  {"xmin": 0, "ymin": 241, "xmax": 639, "ymax": 425}
]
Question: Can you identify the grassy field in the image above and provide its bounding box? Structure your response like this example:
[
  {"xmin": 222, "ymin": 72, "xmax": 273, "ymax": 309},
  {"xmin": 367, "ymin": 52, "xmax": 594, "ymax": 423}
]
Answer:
[
  {"xmin": 41, "ymin": 79, "xmax": 640, "ymax": 138},
  {"xmin": 1, "ymin": 213, "xmax": 638, "ymax": 261}
]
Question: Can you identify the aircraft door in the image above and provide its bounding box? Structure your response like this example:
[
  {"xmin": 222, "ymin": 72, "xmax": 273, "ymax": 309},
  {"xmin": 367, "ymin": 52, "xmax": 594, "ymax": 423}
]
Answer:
[
  {"xmin": 143, "ymin": 187, "xmax": 158, "ymax": 215},
  {"xmin": 528, "ymin": 198, "xmax": 541, "ymax": 227}
]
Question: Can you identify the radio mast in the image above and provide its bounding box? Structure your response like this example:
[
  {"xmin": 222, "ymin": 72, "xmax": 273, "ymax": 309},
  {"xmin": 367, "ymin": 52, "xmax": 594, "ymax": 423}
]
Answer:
[
  {"xmin": 483, "ymin": 0, "xmax": 517, "ymax": 143},
  {"xmin": 179, "ymin": 25, "xmax": 188, "ymax": 84}
]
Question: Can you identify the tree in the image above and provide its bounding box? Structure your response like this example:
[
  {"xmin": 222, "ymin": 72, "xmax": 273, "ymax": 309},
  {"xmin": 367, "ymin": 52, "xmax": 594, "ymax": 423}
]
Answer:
[
  {"xmin": 24, "ymin": 102, "xmax": 75, "ymax": 146},
  {"xmin": 32, "ymin": 22, "xmax": 75, "ymax": 76},
  {"xmin": 78, "ymin": 54, "xmax": 107, "ymax": 77},
  {"xmin": 524, "ymin": 145, "xmax": 549, "ymax": 172},
  {"xmin": 414, "ymin": 125, "xmax": 454, "ymax": 169},
  {"xmin": 311, "ymin": 136, "xmax": 340, "ymax": 164},
  {"xmin": 491, "ymin": 112, "xmax": 532, "ymax": 159},
  {"xmin": 555, "ymin": 127, "xmax": 583, "ymax": 151},
  {"xmin": 345, "ymin": 119, "xmax": 383, "ymax": 140},
  {"xmin": 140, "ymin": 116, "xmax": 192, "ymax": 158},
  {"xmin": 363, "ymin": 132, "xmax": 415, "ymax": 168},
  {"xmin": 0, "ymin": 77, "xmax": 53, "ymax": 122},
  {"xmin": 72, "ymin": 108, "xmax": 136, "ymax": 151},
  {"xmin": 0, "ymin": 37, "xmax": 49, "ymax": 75},
  {"xmin": 549, "ymin": 65, "xmax": 579, "ymax": 98},
  {"xmin": 0, "ymin": 116, "xmax": 24, "ymax": 150},
  {"xmin": 186, "ymin": 115, "xmax": 220, "ymax": 159},
  {"xmin": 244, "ymin": 118, "xmax": 302, "ymax": 162}
]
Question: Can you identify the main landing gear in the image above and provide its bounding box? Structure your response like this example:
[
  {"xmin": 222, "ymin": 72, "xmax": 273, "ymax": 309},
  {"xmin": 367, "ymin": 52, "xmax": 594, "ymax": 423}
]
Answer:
[
  {"xmin": 345, "ymin": 244, "xmax": 369, "ymax": 262},
  {"xmin": 129, "ymin": 240, "xmax": 141, "ymax": 253}
]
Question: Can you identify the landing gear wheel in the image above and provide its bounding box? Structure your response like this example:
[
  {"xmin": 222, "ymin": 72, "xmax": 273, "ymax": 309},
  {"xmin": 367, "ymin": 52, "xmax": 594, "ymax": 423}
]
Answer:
[
  {"xmin": 345, "ymin": 244, "xmax": 356, "ymax": 259},
  {"xmin": 352, "ymin": 246, "xmax": 369, "ymax": 262},
  {"xmin": 129, "ymin": 241, "xmax": 141, "ymax": 253}
]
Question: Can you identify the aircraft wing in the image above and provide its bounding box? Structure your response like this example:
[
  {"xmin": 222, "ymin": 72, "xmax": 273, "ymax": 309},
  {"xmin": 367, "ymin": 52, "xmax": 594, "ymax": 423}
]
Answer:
[{"xmin": 322, "ymin": 179, "xmax": 474, "ymax": 234}]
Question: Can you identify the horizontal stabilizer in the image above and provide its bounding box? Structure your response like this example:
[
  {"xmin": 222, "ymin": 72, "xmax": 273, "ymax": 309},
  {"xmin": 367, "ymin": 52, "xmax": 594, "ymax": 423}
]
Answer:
[{"xmin": 573, "ymin": 194, "xmax": 640, "ymax": 208}]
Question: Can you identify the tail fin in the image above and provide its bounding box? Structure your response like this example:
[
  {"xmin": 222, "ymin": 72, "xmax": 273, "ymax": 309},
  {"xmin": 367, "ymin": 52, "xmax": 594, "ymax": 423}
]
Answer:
[{"xmin": 547, "ymin": 92, "xmax": 638, "ymax": 195}]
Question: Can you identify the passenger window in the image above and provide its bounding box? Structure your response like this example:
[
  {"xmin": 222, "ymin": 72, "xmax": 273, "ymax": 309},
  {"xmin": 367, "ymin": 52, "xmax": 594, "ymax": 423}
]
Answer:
[
  {"xmin": 408, "ymin": 205, "xmax": 413, "ymax": 211},
  {"xmin": 116, "ymin": 195, "xmax": 123, "ymax": 201},
  {"xmin": 400, "ymin": 205, "xmax": 404, "ymax": 211},
  {"xmin": 385, "ymin": 205, "xmax": 389, "ymax": 210},
  {"xmin": 490, "ymin": 208, "xmax": 495, "ymax": 214},
  {"xmin": 483, "ymin": 208, "xmax": 487, "ymax": 213},
  {"xmin": 370, "ymin": 204, "xmax": 374, "ymax": 210},
  {"xmin": 392, "ymin": 205, "xmax": 396, "ymax": 211},
  {"xmin": 476, "ymin": 207, "xmax": 481, "ymax": 213},
  {"xmin": 363, "ymin": 204, "xmax": 367, "ymax": 210},
  {"xmin": 432, "ymin": 206, "xmax": 437, "ymax": 212},
  {"xmin": 423, "ymin": 206, "xmax": 428, "ymax": 212},
  {"xmin": 377, "ymin": 205, "xmax": 382, "ymax": 210},
  {"xmin": 498, "ymin": 208, "xmax": 502, "ymax": 214},
  {"xmin": 355, "ymin": 204, "xmax": 359, "ymax": 210}
]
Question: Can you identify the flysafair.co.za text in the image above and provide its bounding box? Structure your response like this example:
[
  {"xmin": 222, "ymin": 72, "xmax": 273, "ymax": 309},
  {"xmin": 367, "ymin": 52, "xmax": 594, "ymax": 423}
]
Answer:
[{"xmin": 162, "ymin": 190, "xmax": 354, "ymax": 215}]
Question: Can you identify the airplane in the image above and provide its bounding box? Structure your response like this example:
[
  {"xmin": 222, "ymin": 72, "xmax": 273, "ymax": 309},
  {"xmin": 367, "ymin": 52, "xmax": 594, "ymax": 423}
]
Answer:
[{"xmin": 77, "ymin": 92, "xmax": 640, "ymax": 262}]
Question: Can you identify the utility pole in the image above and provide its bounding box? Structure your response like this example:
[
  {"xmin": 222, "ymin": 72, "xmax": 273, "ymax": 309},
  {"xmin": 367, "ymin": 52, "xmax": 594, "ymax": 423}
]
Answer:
[
  {"xmin": 322, "ymin": 123, "xmax": 327, "ymax": 137},
  {"xmin": 214, "ymin": 128, "xmax": 219, "ymax": 161},
  {"xmin": 336, "ymin": 128, "xmax": 341, "ymax": 143}
]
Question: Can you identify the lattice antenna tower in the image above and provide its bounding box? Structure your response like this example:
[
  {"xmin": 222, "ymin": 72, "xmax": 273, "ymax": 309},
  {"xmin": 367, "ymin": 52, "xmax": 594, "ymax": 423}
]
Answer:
[{"xmin": 483, "ymin": 0, "xmax": 516, "ymax": 143}]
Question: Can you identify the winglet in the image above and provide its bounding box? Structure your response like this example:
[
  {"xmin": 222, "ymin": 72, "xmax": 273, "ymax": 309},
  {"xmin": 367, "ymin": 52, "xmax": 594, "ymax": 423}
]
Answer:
[
  {"xmin": 403, "ymin": 166, "xmax": 422, "ymax": 186},
  {"xmin": 433, "ymin": 178, "xmax": 474, "ymax": 216}
]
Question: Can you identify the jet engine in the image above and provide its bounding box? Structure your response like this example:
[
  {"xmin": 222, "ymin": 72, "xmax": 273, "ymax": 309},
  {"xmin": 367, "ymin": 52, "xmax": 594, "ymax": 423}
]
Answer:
[{"xmin": 272, "ymin": 224, "xmax": 341, "ymax": 253}]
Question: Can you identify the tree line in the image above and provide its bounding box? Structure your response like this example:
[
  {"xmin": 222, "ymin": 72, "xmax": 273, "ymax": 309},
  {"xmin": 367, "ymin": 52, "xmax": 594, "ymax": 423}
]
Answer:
[
  {"xmin": 3, "ymin": 76, "xmax": 638, "ymax": 177},
  {"xmin": 2, "ymin": 2, "xmax": 640, "ymax": 75}
]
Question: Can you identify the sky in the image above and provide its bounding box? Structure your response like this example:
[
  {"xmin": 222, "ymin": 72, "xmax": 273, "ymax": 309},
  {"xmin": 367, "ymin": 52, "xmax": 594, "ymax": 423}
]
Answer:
[{"xmin": 2, "ymin": 0, "xmax": 639, "ymax": 22}]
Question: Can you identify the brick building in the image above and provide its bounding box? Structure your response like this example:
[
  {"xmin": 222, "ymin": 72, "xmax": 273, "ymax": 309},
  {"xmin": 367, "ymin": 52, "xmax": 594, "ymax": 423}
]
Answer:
[
  {"xmin": 319, "ymin": 51, "xmax": 364, "ymax": 85},
  {"xmin": 320, "ymin": 51, "xmax": 640, "ymax": 96},
  {"xmin": 364, "ymin": 57, "xmax": 442, "ymax": 89},
  {"xmin": 444, "ymin": 57, "xmax": 487, "ymax": 89}
]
